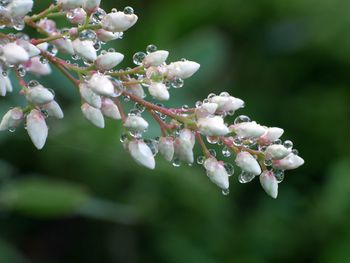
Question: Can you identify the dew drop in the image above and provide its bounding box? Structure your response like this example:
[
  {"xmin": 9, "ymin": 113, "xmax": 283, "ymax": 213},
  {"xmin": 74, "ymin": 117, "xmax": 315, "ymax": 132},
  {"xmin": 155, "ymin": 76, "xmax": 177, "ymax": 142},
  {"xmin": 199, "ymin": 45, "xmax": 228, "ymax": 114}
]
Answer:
[
  {"xmin": 222, "ymin": 188, "xmax": 230, "ymax": 196},
  {"xmin": 207, "ymin": 93, "xmax": 216, "ymax": 99},
  {"xmin": 8, "ymin": 127, "xmax": 16, "ymax": 133},
  {"xmin": 238, "ymin": 171, "xmax": 255, "ymax": 183},
  {"xmin": 133, "ymin": 52, "xmax": 146, "ymax": 65},
  {"xmin": 283, "ymin": 140, "xmax": 293, "ymax": 149},
  {"xmin": 234, "ymin": 115, "xmax": 251, "ymax": 124},
  {"xmin": 222, "ymin": 146, "xmax": 231, "ymax": 157},
  {"xmin": 196, "ymin": 155, "xmax": 205, "ymax": 164},
  {"xmin": 273, "ymin": 169, "xmax": 285, "ymax": 183},
  {"xmin": 171, "ymin": 77, "xmax": 184, "ymax": 88},
  {"xmin": 28, "ymin": 80, "xmax": 39, "ymax": 88},
  {"xmin": 209, "ymin": 149, "xmax": 217, "ymax": 157},
  {"xmin": 172, "ymin": 157, "xmax": 181, "ymax": 167},
  {"xmin": 90, "ymin": 8, "xmax": 106, "ymax": 24},
  {"xmin": 206, "ymin": 136, "xmax": 219, "ymax": 145},
  {"xmin": 123, "ymin": 6, "xmax": 134, "ymax": 14},
  {"xmin": 146, "ymin": 44, "xmax": 157, "ymax": 53},
  {"xmin": 224, "ymin": 163, "xmax": 234, "ymax": 176}
]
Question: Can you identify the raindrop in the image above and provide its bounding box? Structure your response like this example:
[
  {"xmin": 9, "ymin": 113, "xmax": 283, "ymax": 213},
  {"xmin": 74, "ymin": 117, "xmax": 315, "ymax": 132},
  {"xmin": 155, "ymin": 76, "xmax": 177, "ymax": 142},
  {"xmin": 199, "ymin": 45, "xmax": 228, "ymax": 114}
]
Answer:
[
  {"xmin": 90, "ymin": 8, "xmax": 106, "ymax": 24},
  {"xmin": 28, "ymin": 80, "xmax": 39, "ymax": 88},
  {"xmin": 207, "ymin": 93, "xmax": 216, "ymax": 99},
  {"xmin": 196, "ymin": 155, "xmax": 205, "ymax": 164},
  {"xmin": 123, "ymin": 6, "xmax": 134, "ymax": 14},
  {"xmin": 133, "ymin": 52, "xmax": 146, "ymax": 65},
  {"xmin": 206, "ymin": 136, "xmax": 219, "ymax": 144},
  {"xmin": 209, "ymin": 149, "xmax": 217, "ymax": 157},
  {"xmin": 222, "ymin": 146, "xmax": 231, "ymax": 157},
  {"xmin": 222, "ymin": 188, "xmax": 230, "ymax": 196},
  {"xmin": 79, "ymin": 29, "xmax": 96, "ymax": 41},
  {"xmin": 224, "ymin": 163, "xmax": 234, "ymax": 175},
  {"xmin": 273, "ymin": 169, "xmax": 285, "ymax": 183},
  {"xmin": 283, "ymin": 140, "xmax": 293, "ymax": 149},
  {"xmin": 220, "ymin": 91, "xmax": 230, "ymax": 97},
  {"xmin": 195, "ymin": 101, "xmax": 203, "ymax": 108},
  {"xmin": 172, "ymin": 157, "xmax": 181, "ymax": 167},
  {"xmin": 40, "ymin": 57, "xmax": 48, "ymax": 64},
  {"xmin": 238, "ymin": 171, "xmax": 255, "ymax": 183},
  {"xmin": 146, "ymin": 44, "xmax": 157, "ymax": 53},
  {"xmin": 171, "ymin": 77, "xmax": 184, "ymax": 88},
  {"xmin": 8, "ymin": 127, "xmax": 16, "ymax": 133},
  {"xmin": 234, "ymin": 115, "xmax": 251, "ymax": 124}
]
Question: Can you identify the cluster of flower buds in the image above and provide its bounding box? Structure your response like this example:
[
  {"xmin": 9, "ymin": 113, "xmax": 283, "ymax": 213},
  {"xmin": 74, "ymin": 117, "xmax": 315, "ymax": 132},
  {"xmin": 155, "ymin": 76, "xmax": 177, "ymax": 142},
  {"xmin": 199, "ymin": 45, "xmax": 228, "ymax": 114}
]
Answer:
[{"xmin": 0, "ymin": 0, "xmax": 304, "ymax": 198}]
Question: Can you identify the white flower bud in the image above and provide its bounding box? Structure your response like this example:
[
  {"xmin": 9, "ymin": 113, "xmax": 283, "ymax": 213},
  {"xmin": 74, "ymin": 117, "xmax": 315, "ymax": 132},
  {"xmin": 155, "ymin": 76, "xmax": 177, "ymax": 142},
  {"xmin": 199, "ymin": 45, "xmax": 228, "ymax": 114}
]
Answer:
[
  {"xmin": 41, "ymin": 101, "xmax": 64, "ymax": 119},
  {"xmin": 148, "ymin": 82, "xmax": 169, "ymax": 101},
  {"xmin": 209, "ymin": 95, "xmax": 244, "ymax": 114},
  {"xmin": 27, "ymin": 57, "xmax": 52, "ymax": 76},
  {"xmin": 4, "ymin": 75, "xmax": 12, "ymax": 93},
  {"xmin": 8, "ymin": 0, "xmax": 33, "ymax": 17},
  {"xmin": 159, "ymin": 137, "xmax": 174, "ymax": 162},
  {"xmin": 2, "ymin": 43, "xmax": 29, "ymax": 65},
  {"xmin": 128, "ymin": 140, "xmax": 155, "ymax": 169},
  {"xmin": 166, "ymin": 60, "xmax": 200, "ymax": 79},
  {"xmin": 259, "ymin": 170, "xmax": 278, "ymax": 199},
  {"xmin": 57, "ymin": 0, "xmax": 84, "ymax": 10},
  {"xmin": 79, "ymin": 83, "xmax": 101, "ymax": 108},
  {"xmin": 16, "ymin": 40, "xmax": 40, "ymax": 57},
  {"xmin": 235, "ymin": 151, "xmax": 261, "ymax": 175},
  {"xmin": 259, "ymin": 127, "xmax": 284, "ymax": 144},
  {"xmin": 95, "ymin": 52, "xmax": 124, "ymax": 71},
  {"xmin": 96, "ymin": 29, "xmax": 120, "ymax": 42},
  {"xmin": 272, "ymin": 154, "xmax": 304, "ymax": 170},
  {"xmin": 87, "ymin": 74, "xmax": 114, "ymax": 96},
  {"xmin": 37, "ymin": 42, "xmax": 49, "ymax": 51},
  {"xmin": 197, "ymin": 116, "xmax": 229, "ymax": 136},
  {"xmin": 72, "ymin": 39, "xmax": 97, "ymax": 61},
  {"xmin": 67, "ymin": 8, "xmax": 86, "ymax": 24},
  {"xmin": 124, "ymin": 115, "xmax": 148, "ymax": 132},
  {"xmin": 230, "ymin": 121, "xmax": 266, "ymax": 138},
  {"xmin": 37, "ymin": 19, "xmax": 56, "ymax": 34},
  {"xmin": 83, "ymin": 0, "xmax": 101, "ymax": 12},
  {"xmin": 81, "ymin": 103, "xmax": 105, "ymax": 128},
  {"xmin": 0, "ymin": 78, "xmax": 6, "ymax": 97},
  {"xmin": 143, "ymin": 50, "xmax": 169, "ymax": 67},
  {"xmin": 26, "ymin": 85, "xmax": 54, "ymax": 105},
  {"xmin": 0, "ymin": 107, "xmax": 23, "ymax": 131},
  {"xmin": 128, "ymin": 82, "xmax": 145, "ymax": 98},
  {"xmin": 52, "ymin": 38, "xmax": 75, "ymax": 55},
  {"xmin": 265, "ymin": 144, "xmax": 291, "ymax": 160},
  {"xmin": 101, "ymin": 97, "xmax": 121, "ymax": 120},
  {"xmin": 102, "ymin": 11, "xmax": 138, "ymax": 32},
  {"xmin": 204, "ymin": 157, "xmax": 230, "ymax": 190},
  {"xmin": 26, "ymin": 109, "xmax": 48, "ymax": 150},
  {"xmin": 174, "ymin": 129, "xmax": 195, "ymax": 164}
]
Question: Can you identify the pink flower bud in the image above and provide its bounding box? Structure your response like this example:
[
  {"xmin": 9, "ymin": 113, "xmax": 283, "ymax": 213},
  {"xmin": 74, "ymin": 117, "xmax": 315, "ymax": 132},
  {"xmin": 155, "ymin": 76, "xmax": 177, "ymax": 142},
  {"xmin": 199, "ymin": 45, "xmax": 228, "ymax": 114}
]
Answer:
[
  {"xmin": 83, "ymin": 0, "xmax": 101, "ymax": 13},
  {"xmin": 272, "ymin": 154, "xmax": 304, "ymax": 170},
  {"xmin": 96, "ymin": 29, "xmax": 120, "ymax": 42},
  {"xmin": 8, "ymin": 0, "xmax": 33, "ymax": 18},
  {"xmin": 197, "ymin": 116, "xmax": 229, "ymax": 136},
  {"xmin": 166, "ymin": 61, "xmax": 200, "ymax": 79},
  {"xmin": 26, "ymin": 109, "xmax": 48, "ymax": 150},
  {"xmin": 204, "ymin": 158, "xmax": 230, "ymax": 190},
  {"xmin": 0, "ymin": 107, "xmax": 23, "ymax": 131},
  {"xmin": 26, "ymin": 85, "xmax": 54, "ymax": 105},
  {"xmin": 124, "ymin": 115, "xmax": 148, "ymax": 132},
  {"xmin": 230, "ymin": 121, "xmax": 266, "ymax": 138},
  {"xmin": 265, "ymin": 144, "xmax": 291, "ymax": 160},
  {"xmin": 37, "ymin": 19, "xmax": 56, "ymax": 33},
  {"xmin": 195, "ymin": 102, "xmax": 218, "ymax": 118},
  {"xmin": 143, "ymin": 50, "xmax": 169, "ymax": 67},
  {"xmin": 79, "ymin": 83, "xmax": 102, "ymax": 108},
  {"xmin": 101, "ymin": 98, "xmax": 121, "ymax": 120},
  {"xmin": 127, "ymin": 82, "xmax": 145, "ymax": 98},
  {"xmin": 174, "ymin": 129, "xmax": 195, "ymax": 164},
  {"xmin": 57, "ymin": 0, "xmax": 84, "ymax": 10},
  {"xmin": 235, "ymin": 151, "xmax": 261, "ymax": 175},
  {"xmin": 2, "ymin": 43, "xmax": 29, "ymax": 65},
  {"xmin": 16, "ymin": 40, "xmax": 40, "ymax": 57},
  {"xmin": 41, "ymin": 101, "xmax": 64, "ymax": 119},
  {"xmin": 72, "ymin": 39, "xmax": 97, "ymax": 61},
  {"xmin": 102, "ymin": 11, "xmax": 138, "ymax": 32},
  {"xmin": 148, "ymin": 82, "xmax": 169, "ymax": 101},
  {"xmin": 53, "ymin": 38, "xmax": 75, "ymax": 55},
  {"xmin": 159, "ymin": 137, "xmax": 174, "ymax": 162},
  {"xmin": 95, "ymin": 52, "xmax": 124, "ymax": 71},
  {"xmin": 87, "ymin": 74, "xmax": 114, "ymax": 96},
  {"xmin": 128, "ymin": 140, "xmax": 155, "ymax": 169},
  {"xmin": 259, "ymin": 170, "xmax": 278, "ymax": 199},
  {"xmin": 81, "ymin": 103, "xmax": 105, "ymax": 128},
  {"xmin": 209, "ymin": 95, "xmax": 244, "ymax": 114},
  {"xmin": 259, "ymin": 127, "xmax": 284, "ymax": 144},
  {"xmin": 27, "ymin": 57, "xmax": 52, "ymax": 76},
  {"xmin": 67, "ymin": 8, "xmax": 87, "ymax": 24}
]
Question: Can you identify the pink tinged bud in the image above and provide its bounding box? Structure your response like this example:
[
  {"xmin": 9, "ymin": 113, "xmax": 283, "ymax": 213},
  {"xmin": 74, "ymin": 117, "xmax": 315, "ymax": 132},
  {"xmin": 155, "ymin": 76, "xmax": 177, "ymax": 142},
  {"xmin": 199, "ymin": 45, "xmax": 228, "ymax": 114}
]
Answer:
[
  {"xmin": 72, "ymin": 39, "xmax": 97, "ymax": 61},
  {"xmin": 143, "ymin": 50, "xmax": 169, "ymax": 67},
  {"xmin": 79, "ymin": 83, "xmax": 101, "ymax": 108},
  {"xmin": 159, "ymin": 137, "xmax": 175, "ymax": 162},
  {"xmin": 204, "ymin": 158, "xmax": 230, "ymax": 190},
  {"xmin": 259, "ymin": 127, "xmax": 284, "ymax": 144},
  {"xmin": 210, "ymin": 95, "xmax": 244, "ymax": 113},
  {"xmin": 53, "ymin": 38, "xmax": 75, "ymax": 55},
  {"xmin": 95, "ymin": 52, "xmax": 124, "ymax": 71},
  {"xmin": 102, "ymin": 12, "xmax": 138, "ymax": 32},
  {"xmin": 57, "ymin": 0, "xmax": 84, "ymax": 10},
  {"xmin": 83, "ymin": 0, "xmax": 101, "ymax": 12},
  {"xmin": 37, "ymin": 42, "xmax": 49, "ymax": 51},
  {"xmin": 101, "ymin": 98, "xmax": 121, "ymax": 120},
  {"xmin": 8, "ymin": 0, "xmax": 33, "ymax": 17},
  {"xmin": 235, "ymin": 151, "xmax": 261, "ymax": 175},
  {"xmin": 128, "ymin": 140, "xmax": 155, "ymax": 169},
  {"xmin": 148, "ymin": 82, "xmax": 170, "ymax": 101},
  {"xmin": 67, "ymin": 8, "xmax": 87, "ymax": 24},
  {"xmin": 87, "ymin": 74, "xmax": 114, "ymax": 96},
  {"xmin": 2, "ymin": 43, "xmax": 29, "ymax": 65},
  {"xmin": 26, "ymin": 109, "xmax": 48, "ymax": 150},
  {"xmin": 174, "ymin": 129, "xmax": 195, "ymax": 164},
  {"xmin": 128, "ymin": 83, "xmax": 145, "ymax": 98},
  {"xmin": 195, "ymin": 102, "xmax": 218, "ymax": 118},
  {"xmin": 16, "ymin": 40, "xmax": 40, "ymax": 57},
  {"xmin": 167, "ymin": 61, "xmax": 200, "ymax": 79},
  {"xmin": 41, "ymin": 101, "xmax": 64, "ymax": 119},
  {"xmin": 259, "ymin": 171, "xmax": 278, "ymax": 199},
  {"xmin": 38, "ymin": 19, "xmax": 56, "ymax": 34},
  {"xmin": 81, "ymin": 103, "xmax": 105, "ymax": 128},
  {"xmin": 265, "ymin": 144, "xmax": 291, "ymax": 160},
  {"xmin": 0, "ymin": 107, "xmax": 23, "ymax": 131},
  {"xmin": 272, "ymin": 154, "xmax": 304, "ymax": 170},
  {"xmin": 124, "ymin": 115, "xmax": 148, "ymax": 132},
  {"xmin": 27, "ymin": 57, "xmax": 52, "ymax": 76},
  {"xmin": 230, "ymin": 121, "xmax": 266, "ymax": 138},
  {"xmin": 26, "ymin": 85, "xmax": 54, "ymax": 105},
  {"xmin": 197, "ymin": 116, "xmax": 229, "ymax": 136},
  {"xmin": 96, "ymin": 29, "xmax": 120, "ymax": 42}
]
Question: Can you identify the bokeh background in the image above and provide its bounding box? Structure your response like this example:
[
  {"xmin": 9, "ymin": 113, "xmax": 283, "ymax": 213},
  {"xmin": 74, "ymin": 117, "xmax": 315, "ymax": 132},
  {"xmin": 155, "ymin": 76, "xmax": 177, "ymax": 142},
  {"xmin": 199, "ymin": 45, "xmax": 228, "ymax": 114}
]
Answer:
[{"xmin": 1, "ymin": 0, "xmax": 350, "ymax": 262}]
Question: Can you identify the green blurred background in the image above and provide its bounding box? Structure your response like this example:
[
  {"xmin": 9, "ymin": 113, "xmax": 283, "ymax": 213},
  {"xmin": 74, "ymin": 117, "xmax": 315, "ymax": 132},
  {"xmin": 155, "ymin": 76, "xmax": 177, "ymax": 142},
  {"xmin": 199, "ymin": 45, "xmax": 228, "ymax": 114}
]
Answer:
[{"xmin": 1, "ymin": 0, "xmax": 350, "ymax": 262}]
